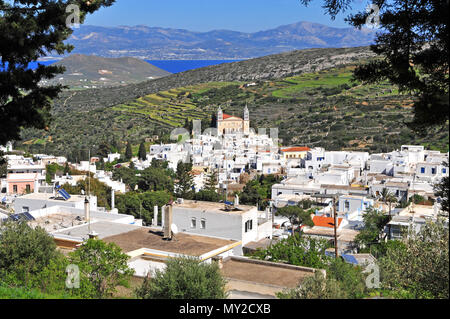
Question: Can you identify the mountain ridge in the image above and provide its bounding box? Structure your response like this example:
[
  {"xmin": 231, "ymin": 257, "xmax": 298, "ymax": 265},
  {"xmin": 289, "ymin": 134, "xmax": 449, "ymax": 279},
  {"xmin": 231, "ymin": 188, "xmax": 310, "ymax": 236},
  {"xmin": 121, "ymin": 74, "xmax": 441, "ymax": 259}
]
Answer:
[{"xmin": 55, "ymin": 21, "xmax": 377, "ymax": 60}]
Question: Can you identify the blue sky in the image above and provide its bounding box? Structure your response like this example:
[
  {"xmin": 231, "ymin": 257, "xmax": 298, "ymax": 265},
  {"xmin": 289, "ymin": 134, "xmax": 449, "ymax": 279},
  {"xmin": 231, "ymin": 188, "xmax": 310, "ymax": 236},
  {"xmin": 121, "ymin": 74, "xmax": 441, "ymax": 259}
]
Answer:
[{"xmin": 85, "ymin": 0, "xmax": 369, "ymax": 32}]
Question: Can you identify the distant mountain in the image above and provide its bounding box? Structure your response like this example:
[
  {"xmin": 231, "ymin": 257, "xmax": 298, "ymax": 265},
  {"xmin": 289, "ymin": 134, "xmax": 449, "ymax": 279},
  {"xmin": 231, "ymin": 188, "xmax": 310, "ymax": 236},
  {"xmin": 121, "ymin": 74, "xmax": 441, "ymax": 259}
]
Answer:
[
  {"xmin": 43, "ymin": 54, "xmax": 171, "ymax": 88},
  {"xmin": 56, "ymin": 21, "xmax": 376, "ymax": 60}
]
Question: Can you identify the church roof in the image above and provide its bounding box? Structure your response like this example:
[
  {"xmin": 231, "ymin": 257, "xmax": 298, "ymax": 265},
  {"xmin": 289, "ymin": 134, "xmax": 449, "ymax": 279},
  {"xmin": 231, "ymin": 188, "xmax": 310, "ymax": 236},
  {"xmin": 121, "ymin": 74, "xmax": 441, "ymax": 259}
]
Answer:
[{"xmin": 222, "ymin": 113, "xmax": 242, "ymax": 120}]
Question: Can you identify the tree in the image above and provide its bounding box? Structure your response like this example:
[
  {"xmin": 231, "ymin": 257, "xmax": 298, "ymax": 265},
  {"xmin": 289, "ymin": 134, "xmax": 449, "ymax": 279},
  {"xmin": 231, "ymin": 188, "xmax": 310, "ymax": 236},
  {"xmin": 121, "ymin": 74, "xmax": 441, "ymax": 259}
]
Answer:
[
  {"xmin": 0, "ymin": 221, "xmax": 59, "ymax": 287},
  {"xmin": 125, "ymin": 141, "xmax": 133, "ymax": 161},
  {"xmin": 96, "ymin": 141, "xmax": 111, "ymax": 159},
  {"xmin": 276, "ymin": 205, "xmax": 314, "ymax": 236},
  {"xmin": 355, "ymin": 208, "xmax": 390, "ymax": 254},
  {"xmin": 210, "ymin": 112, "xmax": 217, "ymax": 128},
  {"xmin": 252, "ymin": 234, "xmax": 330, "ymax": 269},
  {"xmin": 194, "ymin": 189, "xmax": 221, "ymax": 202},
  {"xmin": 434, "ymin": 161, "xmax": 449, "ymax": 215},
  {"xmin": 135, "ymin": 257, "xmax": 227, "ymax": 299},
  {"xmin": 0, "ymin": 0, "xmax": 115, "ymax": 146},
  {"xmin": 277, "ymin": 271, "xmax": 345, "ymax": 299},
  {"xmin": 112, "ymin": 166, "xmax": 139, "ymax": 191},
  {"xmin": 0, "ymin": 150, "xmax": 7, "ymax": 177},
  {"xmin": 204, "ymin": 169, "xmax": 218, "ymax": 192},
  {"xmin": 138, "ymin": 167, "xmax": 174, "ymax": 193},
  {"xmin": 301, "ymin": 0, "xmax": 449, "ymax": 133},
  {"xmin": 175, "ymin": 160, "xmax": 194, "ymax": 199},
  {"xmin": 277, "ymin": 257, "xmax": 368, "ymax": 299},
  {"xmin": 62, "ymin": 177, "xmax": 112, "ymax": 209},
  {"xmin": 63, "ymin": 162, "xmax": 70, "ymax": 175},
  {"xmin": 138, "ymin": 141, "xmax": 147, "ymax": 161},
  {"xmin": 379, "ymin": 219, "xmax": 449, "ymax": 299},
  {"xmin": 69, "ymin": 238, "xmax": 134, "ymax": 299}
]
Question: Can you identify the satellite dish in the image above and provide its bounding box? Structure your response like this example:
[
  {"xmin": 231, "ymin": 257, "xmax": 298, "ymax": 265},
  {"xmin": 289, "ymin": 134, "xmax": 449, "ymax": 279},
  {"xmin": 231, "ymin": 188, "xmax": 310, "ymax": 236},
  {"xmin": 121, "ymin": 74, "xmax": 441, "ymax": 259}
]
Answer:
[{"xmin": 171, "ymin": 223, "xmax": 179, "ymax": 235}]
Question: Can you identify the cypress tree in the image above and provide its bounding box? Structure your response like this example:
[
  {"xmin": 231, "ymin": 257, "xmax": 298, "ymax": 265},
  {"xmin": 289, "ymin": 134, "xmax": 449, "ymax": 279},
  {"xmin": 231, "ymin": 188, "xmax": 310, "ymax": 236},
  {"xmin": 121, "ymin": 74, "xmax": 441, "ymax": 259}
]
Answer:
[
  {"xmin": 125, "ymin": 142, "xmax": 133, "ymax": 161},
  {"xmin": 138, "ymin": 142, "xmax": 147, "ymax": 161}
]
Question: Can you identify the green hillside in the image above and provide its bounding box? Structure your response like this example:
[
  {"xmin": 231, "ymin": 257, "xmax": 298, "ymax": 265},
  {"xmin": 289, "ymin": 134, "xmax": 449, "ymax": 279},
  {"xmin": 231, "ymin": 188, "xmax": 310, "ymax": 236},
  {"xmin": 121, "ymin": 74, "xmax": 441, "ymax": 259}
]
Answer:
[{"xmin": 17, "ymin": 63, "xmax": 449, "ymax": 158}]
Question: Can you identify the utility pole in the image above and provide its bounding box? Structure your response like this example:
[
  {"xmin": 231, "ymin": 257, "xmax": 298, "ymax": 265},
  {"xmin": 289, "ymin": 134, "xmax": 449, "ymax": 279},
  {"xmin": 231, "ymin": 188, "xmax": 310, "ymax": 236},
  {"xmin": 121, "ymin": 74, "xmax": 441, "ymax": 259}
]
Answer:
[{"xmin": 333, "ymin": 196, "xmax": 338, "ymax": 259}]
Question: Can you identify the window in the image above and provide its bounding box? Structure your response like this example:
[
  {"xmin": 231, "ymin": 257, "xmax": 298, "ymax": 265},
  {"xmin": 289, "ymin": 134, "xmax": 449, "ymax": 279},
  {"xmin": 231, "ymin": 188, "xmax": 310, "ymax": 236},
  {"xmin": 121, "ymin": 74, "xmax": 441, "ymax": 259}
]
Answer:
[
  {"xmin": 344, "ymin": 201, "xmax": 350, "ymax": 212},
  {"xmin": 22, "ymin": 206, "xmax": 29, "ymax": 213},
  {"xmin": 191, "ymin": 218, "xmax": 197, "ymax": 229},
  {"xmin": 26, "ymin": 185, "xmax": 31, "ymax": 193},
  {"xmin": 245, "ymin": 220, "xmax": 253, "ymax": 233},
  {"xmin": 200, "ymin": 219, "xmax": 206, "ymax": 229},
  {"xmin": 420, "ymin": 167, "xmax": 425, "ymax": 174},
  {"xmin": 431, "ymin": 168, "xmax": 436, "ymax": 175},
  {"xmin": 443, "ymin": 168, "xmax": 447, "ymax": 174},
  {"xmin": 13, "ymin": 185, "xmax": 18, "ymax": 193}
]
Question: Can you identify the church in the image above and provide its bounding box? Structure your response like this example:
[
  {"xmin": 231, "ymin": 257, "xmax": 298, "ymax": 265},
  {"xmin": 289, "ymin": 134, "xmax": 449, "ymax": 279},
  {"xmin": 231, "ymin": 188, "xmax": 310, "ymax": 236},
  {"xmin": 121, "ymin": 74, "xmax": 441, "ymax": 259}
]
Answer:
[{"xmin": 217, "ymin": 106, "xmax": 250, "ymax": 136}]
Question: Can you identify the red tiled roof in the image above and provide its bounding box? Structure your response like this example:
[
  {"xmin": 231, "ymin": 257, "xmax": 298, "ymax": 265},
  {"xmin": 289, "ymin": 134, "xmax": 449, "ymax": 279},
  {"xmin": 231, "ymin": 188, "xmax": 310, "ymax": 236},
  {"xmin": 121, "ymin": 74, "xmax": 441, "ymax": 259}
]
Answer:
[
  {"xmin": 222, "ymin": 113, "xmax": 242, "ymax": 120},
  {"xmin": 281, "ymin": 147, "xmax": 311, "ymax": 152},
  {"xmin": 313, "ymin": 216, "xmax": 343, "ymax": 228}
]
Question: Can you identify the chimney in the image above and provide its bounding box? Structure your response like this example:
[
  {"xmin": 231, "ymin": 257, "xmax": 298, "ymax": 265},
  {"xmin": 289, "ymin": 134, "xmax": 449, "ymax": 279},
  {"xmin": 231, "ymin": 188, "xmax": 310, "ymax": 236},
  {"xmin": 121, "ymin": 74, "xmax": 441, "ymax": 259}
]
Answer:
[
  {"xmin": 161, "ymin": 205, "xmax": 166, "ymax": 228},
  {"xmin": 163, "ymin": 204, "xmax": 173, "ymax": 240},
  {"xmin": 111, "ymin": 189, "xmax": 115, "ymax": 210},
  {"xmin": 153, "ymin": 206, "xmax": 158, "ymax": 226},
  {"xmin": 84, "ymin": 197, "xmax": 90, "ymax": 222}
]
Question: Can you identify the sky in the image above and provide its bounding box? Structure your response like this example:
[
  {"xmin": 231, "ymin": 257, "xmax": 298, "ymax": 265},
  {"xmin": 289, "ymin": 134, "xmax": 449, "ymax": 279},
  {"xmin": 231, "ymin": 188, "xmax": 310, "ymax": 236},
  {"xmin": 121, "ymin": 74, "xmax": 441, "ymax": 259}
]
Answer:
[{"xmin": 84, "ymin": 0, "xmax": 370, "ymax": 32}]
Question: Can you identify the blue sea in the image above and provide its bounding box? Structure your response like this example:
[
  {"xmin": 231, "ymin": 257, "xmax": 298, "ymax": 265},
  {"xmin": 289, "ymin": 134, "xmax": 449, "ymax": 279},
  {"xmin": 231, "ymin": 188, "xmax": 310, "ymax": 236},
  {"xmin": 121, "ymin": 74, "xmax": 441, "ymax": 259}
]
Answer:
[{"xmin": 1, "ymin": 59, "xmax": 242, "ymax": 74}]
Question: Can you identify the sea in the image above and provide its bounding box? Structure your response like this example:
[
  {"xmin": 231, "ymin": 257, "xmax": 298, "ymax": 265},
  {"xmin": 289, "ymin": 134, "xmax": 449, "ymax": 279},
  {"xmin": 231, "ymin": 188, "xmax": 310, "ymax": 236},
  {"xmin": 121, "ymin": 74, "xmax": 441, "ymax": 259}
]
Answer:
[{"xmin": 1, "ymin": 60, "xmax": 242, "ymax": 74}]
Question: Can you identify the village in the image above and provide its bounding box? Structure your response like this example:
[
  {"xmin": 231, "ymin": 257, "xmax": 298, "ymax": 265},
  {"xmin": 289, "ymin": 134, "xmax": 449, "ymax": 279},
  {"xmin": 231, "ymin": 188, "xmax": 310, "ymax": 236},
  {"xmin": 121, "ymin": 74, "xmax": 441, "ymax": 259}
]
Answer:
[{"xmin": 1, "ymin": 107, "xmax": 448, "ymax": 299}]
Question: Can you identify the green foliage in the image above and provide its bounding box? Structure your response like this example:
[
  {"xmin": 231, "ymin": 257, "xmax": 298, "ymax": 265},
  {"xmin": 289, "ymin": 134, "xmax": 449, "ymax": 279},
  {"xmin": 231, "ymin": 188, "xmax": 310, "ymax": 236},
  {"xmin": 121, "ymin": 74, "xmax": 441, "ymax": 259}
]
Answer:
[
  {"xmin": 251, "ymin": 234, "xmax": 331, "ymax": 269},
  {"xmin": 304, "ymin": 0, "xmax": 449, "ymax": 132},
  {"xmin": 0, "ymin": 0, "xmax": 116, "ymax": 145},
  {"xmin": 175, "ymin": 160, "xmax": 195, "ymax": 199},
  {"xmin": 204, "ymin": 169, "xmax": 218, "ymax": 192},
  {"xmin": 135, "ymin": 257, "xmax": 227, "ymax": 299},
  {"xmin": 240, "ymin": 174, "xmax": 281, "ymax": 209},
  {"xmin": 434, "ymin": 162, "xmax": 449, "ymax": 215},
  {"xmin": 0, "ymin": 151, "xmax": 7, "ymax": 178},
  {"xmin": 276, "ymin": 205, "xmax": 314, "ymax": 228},
  {"xmin": 45, "ymin": 163, "xmax": 65, "ymax": 184},
  {"xmin": 277, "ymin": 271, "xmax": 345, "ymax": 299},
  {"xmin": 355, "ymin": 208, "xmax": 390, "ymax": 253},
  {"xmin": 69, "ymin": 239, "xmax": 134, "ymax": 299},
  {"xmin": 115, "ymin": 191, "xmax": 172, "ymax": 225},
  {"xmin": 112, "ymin": 166, "xmax": 139, "ymax": 190},
  {"xmin": 379, "ymin": 219, "xmax": 449, "ymax": 299},
  {"xmin": 125, "ymin": 141, "xmax": 133, "ymax": 160},
  {"xmin": 138, "ymin": 141, "xmax": 147, "ymax": 161},
  {"xmin": 62, "ymin": 177, "xmax": 112, "ymax": 209},
  {"xmin": 138, "ymin": 166, "xmax": 174, "ymax": 193},
  {"xmin": 194, "ymin": 189, "xmax": 221, "ymax": 202},
  {"xmin": 0, "ymin": 283, "xmax": 75, "ymax": 299},
  {"xmin": 0, "ymin": 221, "xmax": 59, "ymax": 287}
]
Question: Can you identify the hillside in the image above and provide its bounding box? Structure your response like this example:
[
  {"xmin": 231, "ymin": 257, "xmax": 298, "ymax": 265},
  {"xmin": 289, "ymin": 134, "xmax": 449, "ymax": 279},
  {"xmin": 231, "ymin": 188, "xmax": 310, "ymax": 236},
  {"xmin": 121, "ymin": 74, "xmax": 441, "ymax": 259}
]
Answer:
[
  {"xmin": 42, "ymin": 54, "xmax": 170, "ymax": 88},
  {"xmin": 51, "ymin": 46, "xmax": 375, "ymax": 113},
  {"xmin": 57, "ymin": 22, "xmax": 376, "ymax": 60},
  {"xmin": 17, "ymin": 49, "xmax": 449, "ymax": 158}
]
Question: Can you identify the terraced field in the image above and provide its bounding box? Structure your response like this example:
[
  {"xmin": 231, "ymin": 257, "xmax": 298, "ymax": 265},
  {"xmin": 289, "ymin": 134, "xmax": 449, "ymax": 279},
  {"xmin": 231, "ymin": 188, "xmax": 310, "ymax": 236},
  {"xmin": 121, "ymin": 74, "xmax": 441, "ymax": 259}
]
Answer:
[{"xmin": 111, "ymin": 82, "xmax": 238, "ymax": 127}]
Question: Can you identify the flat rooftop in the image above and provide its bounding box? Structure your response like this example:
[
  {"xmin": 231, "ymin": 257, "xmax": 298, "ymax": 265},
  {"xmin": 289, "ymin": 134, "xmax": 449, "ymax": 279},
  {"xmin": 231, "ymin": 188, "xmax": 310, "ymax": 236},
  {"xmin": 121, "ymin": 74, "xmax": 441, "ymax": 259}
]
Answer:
[
  {"xmin": 221, "ymin": 257, "xmax": 315, "ymax": 288},
  {"xmin": 102, "ymin": 227, "xmax": 237, "ymax": 256},
  {"xmin": 17, "ymin": 192, "xmax": 86, "ymax": 203},
  {"xmin": 173, "ymin": 200, "xmax": 255, "ymax": 215},
  {"xmin": 52, "ymin": 220, "xmax": 140, "ymax": 241}
]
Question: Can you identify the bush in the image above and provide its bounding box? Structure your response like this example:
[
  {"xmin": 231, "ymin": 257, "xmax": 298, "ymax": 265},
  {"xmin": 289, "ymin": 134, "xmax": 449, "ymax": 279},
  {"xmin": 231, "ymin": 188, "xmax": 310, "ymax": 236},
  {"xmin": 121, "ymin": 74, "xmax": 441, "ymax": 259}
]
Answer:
[{"xmin": 135, "ymin": 257, "xmax": 227, "ymax": 299}]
